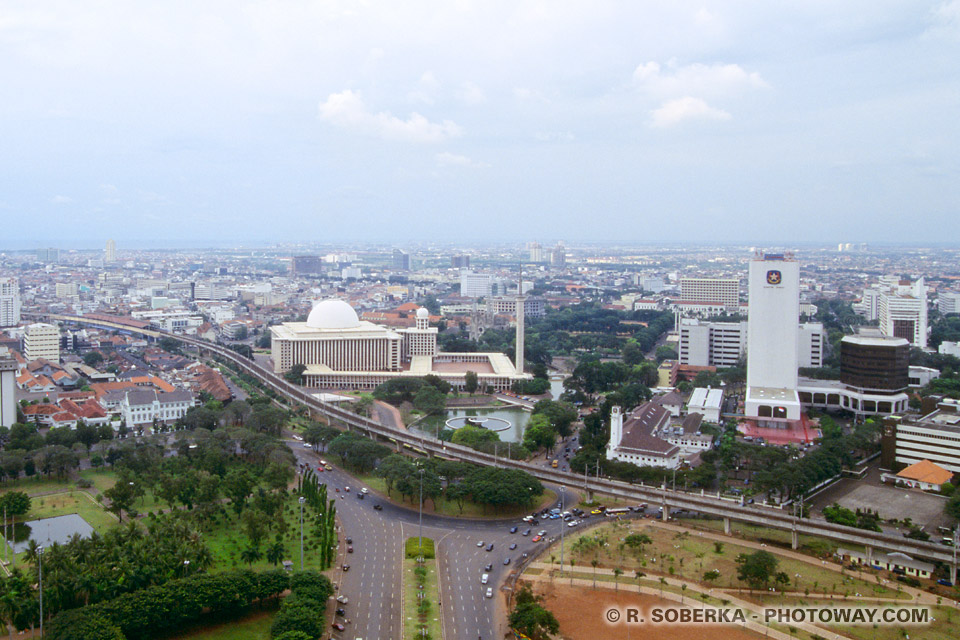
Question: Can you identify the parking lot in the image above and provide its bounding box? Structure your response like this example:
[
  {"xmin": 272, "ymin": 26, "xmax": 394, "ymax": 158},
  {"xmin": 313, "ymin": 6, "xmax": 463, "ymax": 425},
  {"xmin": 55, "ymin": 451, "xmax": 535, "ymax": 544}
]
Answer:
[{"xmin": 808, "ymin": 464, "xmax": 953, "ymax": 532}]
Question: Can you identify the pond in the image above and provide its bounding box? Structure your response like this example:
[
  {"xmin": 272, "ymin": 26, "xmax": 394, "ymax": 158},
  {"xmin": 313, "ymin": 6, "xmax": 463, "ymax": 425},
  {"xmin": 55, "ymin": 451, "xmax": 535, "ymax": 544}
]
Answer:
[
  {"xmin": 414, "ymin": 406, "xmax": 533, "ymax": 444},
  {"xmin": 4, "ymin": 514, "xmax": 95, "ymax": 553}
]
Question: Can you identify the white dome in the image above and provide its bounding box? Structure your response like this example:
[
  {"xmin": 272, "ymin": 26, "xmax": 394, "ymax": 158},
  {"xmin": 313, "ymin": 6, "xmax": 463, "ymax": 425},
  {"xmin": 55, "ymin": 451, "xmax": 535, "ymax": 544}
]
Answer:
[
  {"xmin": 306, "ymin": 299, "xmax": 361, "ymax": 329},
  {"xmin": 416, "ymin": 307, "xmax": 429, "ymax": 319}
]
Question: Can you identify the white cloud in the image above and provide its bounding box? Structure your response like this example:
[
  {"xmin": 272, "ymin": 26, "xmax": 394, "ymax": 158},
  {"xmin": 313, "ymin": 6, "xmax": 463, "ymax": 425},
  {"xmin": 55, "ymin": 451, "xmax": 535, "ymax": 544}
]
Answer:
[
  {"xmin": 650, "ymin": 97, "xmax": 731, "ymax": 128},
  {"xmin": 436, "ymin": 152, "xmax": 489, "ymax": 168},
  {"xmin": 632, "ymin": 60, "xmax": 768, "ymax": 98},
  {"xmin": 50, "ymin": 195, "xmax": 73, "ymax": 204},
  {"xmin": 456, "ymin": 81, "xmax": 485, "ymax": 105},
  {"xmin": 319, "ymin": 90, "xmax": 462, "ymax": 143}
]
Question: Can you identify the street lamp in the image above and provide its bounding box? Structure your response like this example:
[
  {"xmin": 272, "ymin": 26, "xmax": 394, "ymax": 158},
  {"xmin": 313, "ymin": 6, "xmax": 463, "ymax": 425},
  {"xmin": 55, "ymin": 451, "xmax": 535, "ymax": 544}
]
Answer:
[
  {"xmin": 299, "ymin": 496, "xmax": 306, "ymax": 570},
  {"xmin": 38, "ymin": 546, "xmax": 44, "ymax": 638},
  {"xmin": 183, "ymin": 559, "xmax": 190, "ymax": 578},
  {"xmin": 560, "ymin": 486, "xmax": 566, "ymax": 576},
  {"xmin": 418, "ymin": 467, "xmax": 425, "ymax": 555}
]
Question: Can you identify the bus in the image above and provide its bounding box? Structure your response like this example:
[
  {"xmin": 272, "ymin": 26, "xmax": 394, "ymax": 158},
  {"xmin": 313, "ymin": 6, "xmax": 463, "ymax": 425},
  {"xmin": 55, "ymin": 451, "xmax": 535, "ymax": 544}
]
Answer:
[{"xmin": 605, "ymin": 508, "xmax": 631, "ymax": 517}]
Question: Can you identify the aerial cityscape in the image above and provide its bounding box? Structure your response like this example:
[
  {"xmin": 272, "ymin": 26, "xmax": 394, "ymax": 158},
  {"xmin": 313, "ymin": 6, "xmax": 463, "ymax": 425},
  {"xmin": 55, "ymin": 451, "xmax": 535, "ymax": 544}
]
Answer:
[{"xmin": 2, "ymin": 3, "xmax": 960, "ymax": 640}]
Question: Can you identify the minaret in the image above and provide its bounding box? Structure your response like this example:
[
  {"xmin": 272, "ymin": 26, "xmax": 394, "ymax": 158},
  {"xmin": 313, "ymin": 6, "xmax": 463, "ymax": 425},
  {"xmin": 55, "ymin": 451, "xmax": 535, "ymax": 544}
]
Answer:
[{"xmin": 515, "ymin": 267, "xmax": 525, "ymax": 375}]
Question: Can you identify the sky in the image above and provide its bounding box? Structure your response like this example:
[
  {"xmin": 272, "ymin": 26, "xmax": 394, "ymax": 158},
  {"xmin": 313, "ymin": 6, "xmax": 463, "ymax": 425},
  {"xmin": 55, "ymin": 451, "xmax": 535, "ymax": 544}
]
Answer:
[{"xmin": 1, "ymin": 1, "xmax": 959, "ymax": 249}]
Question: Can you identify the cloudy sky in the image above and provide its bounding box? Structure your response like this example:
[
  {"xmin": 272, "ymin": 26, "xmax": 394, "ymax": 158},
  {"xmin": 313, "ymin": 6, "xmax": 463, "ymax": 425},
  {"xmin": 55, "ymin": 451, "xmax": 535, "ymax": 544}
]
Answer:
[{"xmin": 1, "ymin": 1, "xmax": 959, "ymax": 249}]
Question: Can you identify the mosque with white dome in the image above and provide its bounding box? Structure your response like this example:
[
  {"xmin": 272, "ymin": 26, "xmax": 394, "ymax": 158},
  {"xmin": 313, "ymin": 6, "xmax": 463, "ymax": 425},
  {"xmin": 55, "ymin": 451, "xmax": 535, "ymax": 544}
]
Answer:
[{"xmin": 271, "ymin": 299, "xmax": 530, "ymax": 391}]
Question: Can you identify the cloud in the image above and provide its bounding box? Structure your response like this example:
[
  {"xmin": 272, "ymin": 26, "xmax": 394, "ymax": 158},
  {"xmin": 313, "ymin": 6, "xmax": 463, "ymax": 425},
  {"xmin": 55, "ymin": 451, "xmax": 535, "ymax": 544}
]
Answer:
[
  {"xmin": 534, "ymin": 131, "xmax": 575, "ymax": 142},
  {"xmin": 436, "ymin": 152, "xmax": 489, "ymax": 168},
  {"xmin": 319, "ymin": 90, "xmax": 461, "ymax": 143},
  {"xmin": 632, "ymin": 60, "xmax": 768, "ymax": 98},
  {"xmin": 50, "ymin": 195, "xmax": 73, "ymax": 204},
  {"xmin": 456, "ymin": 81, "xmax": 486, "ymax": 105},
  {"xmin": 928, "ymin": 0, "xmax": 960, "ymax": 37},
  {"xmin": 650, "ymin": 97, "xmax": 731, "ymax": 128}
]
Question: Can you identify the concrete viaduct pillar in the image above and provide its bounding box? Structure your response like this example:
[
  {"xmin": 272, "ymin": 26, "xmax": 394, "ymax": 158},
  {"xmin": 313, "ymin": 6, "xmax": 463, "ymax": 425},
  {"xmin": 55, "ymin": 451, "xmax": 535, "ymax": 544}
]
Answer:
[
  {"xmin": 866, "ymin": 545, "xmax": 873, "ymax": 565},
  {"xmin": 723, "ymin": 517, "xmax": 731, "ymax": 535},
  {"xmin": 791, "ymin": 528, "xmax": 799, "ymax": 550},
  {"xmin": 661, "ymin": 505, "xmax": 670, "ymax": 522}
]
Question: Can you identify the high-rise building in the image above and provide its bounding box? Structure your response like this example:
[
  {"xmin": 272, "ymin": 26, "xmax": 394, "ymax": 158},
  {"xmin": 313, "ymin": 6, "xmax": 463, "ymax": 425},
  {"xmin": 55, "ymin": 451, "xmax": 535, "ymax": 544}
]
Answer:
[
  {"xmin": 679, "ymin": 277, "xmax": 740, "ymax": 306},
  {"xmin": 392, "ymin": 249, "xmax": 411, "ymax": 271},
  {"xmin": 0, "ymin": 277, "xmax": 20, "ymax": 327},
  {"xmin": 550, "ymin": 243, "xmax": 566, "ymax": 268},
  {"xmin": 55, "ymin": 282, "xmax": 78, "ymax": 298},
  {"xmin": 105, "ymin": 238, "xmax": 116, "ymax": 263},
  {"xmin": 292, "ymin": 255, "xmax": 323, "ymax": 275},
  {"xmin": 678, "ymin": 318, "xmax": 823, "ymax": 369},
  {"xmin": 878, "ymin": 278, "xmax": 927, "ymax": 348},
  {"xmin": 745, "ymin": 252, "xmax": 801, "ymax": 421},
  {"xmin": 35, "ymin": 247, "xmax": 60, "ymax": 263},
  {"xmin": 939, "ymin": 292, "xmax": 960, "ymax": 316},
  {"xmin": 529, "ymin": 242, "xmax": 543, "ymax": 263},
  {"xmin": 24, "ymin": 322, "xmax": 60, "ymax": 363},
  {"xmin": 460, "ymin": 270, "xmax": 494, "ymax": 298},
  {"xmin": 451, "ymin": 254, "xmax": 471, "ymax": 269},
  {"xmin": 0, "ymin": 350, "xmax": 16, "ymax": 427}
]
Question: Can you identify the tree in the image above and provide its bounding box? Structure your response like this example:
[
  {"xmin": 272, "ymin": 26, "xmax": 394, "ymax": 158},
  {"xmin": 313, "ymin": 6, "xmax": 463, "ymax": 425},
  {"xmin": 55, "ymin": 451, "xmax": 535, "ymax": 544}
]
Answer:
[
  {"xmin": 413, "ymin": 384, "xmax": 446, "ymax": 415},
  {"xmin": 464, "ymin": 370, "xmax": 479, "ymax": 394},
  {"xmin": 266, "ymin": 539, "xmax": 286, "ymax": 566},
  {"xmin": 0, "ymin": 491, "xmax": 31, "ymax": 517},
  {"xmin": 736, "ymin": 550, "xmax": 779, "ymax": 591},
  {"xmin": 284, "ymin": 364, "xmax": 306, "ymax": 384},
  {"xmin": 509, "ymin": 584, "xmax": 560, "ymax": 640},
  {"xmin": 622, "ymin": 341, "xmax": 644, "ymax": 365},
  {"xmin": 240, "ymin": 544, "xmax": 263, "ymax": 567},
  {"xmin": 82, "ymin": 351, "xmax": 104, "ymax": 368},
  {"xmin": 103, "ymin": 479, "xmax": 138, "ymax": 522},
  {"xmin": 522, "ymin": 414, "xmax": 556, "ymax": 453}
]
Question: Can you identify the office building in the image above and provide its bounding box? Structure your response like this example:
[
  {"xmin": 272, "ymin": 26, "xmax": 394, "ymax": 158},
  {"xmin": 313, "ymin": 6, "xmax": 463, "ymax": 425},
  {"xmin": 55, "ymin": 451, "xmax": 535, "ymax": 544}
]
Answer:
[
  {"xmin": 486, "ymin": 296, "xmax": 546, "ymax": 318},
  {"xmin": 745, "ymin": 252, "xmax": 801, "ymax": 421},
  {"xmin": 606, "ymin": 404, "xmax": 681, "ymax": 469},
  {"xmin": 105, "ymin": 238, "xmax": 116, "ymax": 263},
  {"xmin": 940, "ymin": 341, "xmax": 960, "ymax": 358},
  {"xmin": 0, "ymin": 350, "xmax": 16, "ymax": 427},
  {"xmin": 528, "ymin": 242, "xmax": 543, "ymax": 263},
  {"xmin": 881, "ymin": 399, "xmax": 960, "ymax": 473},
  {"xmin": 393, "ymin": 249, "xmax": 411, "ymax": 271},
  {"xmin": 271, "ymin": 300, "xmax": 530, "ymax": 391},
  {"xmin": 24, "ymin": 323, "xmax": 61, "ymax": 363},
  {"xmin": 797, "ymin": 322, "xmax": 825, "ymax": 368},
  {"xmin": 460, "ymin": 270, "xmax": 494, "ymax": 298},
  {"xmin": 687, "ymin": 387, "xmax": 724, "ymax": 423},
  {"xmin": 550, "ymin": 243, "xmax": 566, "ymax": 268},
  {"xmin": 679, "ymin": 277, "xmax": 740, "ymax": 307},
  {"xmin": 55, "ymin": 282, "xmax": 79, "ymax": 298},
  {"xmin": 292, "ymin": 255, "xmax": 323, "ymax": 275},
  {"xmin": 939, "ymin": 292, "xmax": 960, "ymax": 315},
  {"xmin": 0, "ymin": 277, "xmax": 20, "ymax": 327},
  {"xmin": 451, "ymin": 254, "xmax": 470, "ymax": 269},
  {"xmin": 677, "ymin": 319, "xmax": 747, "ymax": 368},
  {"xmin": 642, "ymin": 277, "xmax": 665, "ymax": 293},
  {"xmin": 35, "ymin": 247, "xmax": 60, "ymax": 263},
  {"xmin": 856, "ymin": 277, "xmax": 928, "ymax": 347},
  {"xmin": 193, "ymin": 282, "xmax": 234, "ymax": 301}
]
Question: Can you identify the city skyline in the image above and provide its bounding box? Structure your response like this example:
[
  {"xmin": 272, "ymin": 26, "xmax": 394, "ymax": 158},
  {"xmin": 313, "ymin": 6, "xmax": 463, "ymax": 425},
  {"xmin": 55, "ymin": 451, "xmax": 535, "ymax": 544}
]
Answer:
[{"xmin": 2, "ymin": 2, "xmax": 959, "ymax": 247}]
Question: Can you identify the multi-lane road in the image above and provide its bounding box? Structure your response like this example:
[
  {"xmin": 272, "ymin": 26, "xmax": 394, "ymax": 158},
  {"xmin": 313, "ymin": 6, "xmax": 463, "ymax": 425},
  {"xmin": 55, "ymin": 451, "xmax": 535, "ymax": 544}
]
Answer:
[{"xmin": 292, "ymin": 442, "xmax": 574, "ymax": 640}]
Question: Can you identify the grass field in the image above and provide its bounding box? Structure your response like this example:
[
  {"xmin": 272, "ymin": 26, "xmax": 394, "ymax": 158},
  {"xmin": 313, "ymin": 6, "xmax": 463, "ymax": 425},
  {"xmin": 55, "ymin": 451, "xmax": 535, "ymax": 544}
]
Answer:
[
  {"xmin": 164, "ymin": 610, "xmax": 274, "ymax": 640},
  {"xmin": 0, "ymin": 474, "xmax": 79, "ymax": 496},
  {"xmin": 548, "ymin": 519, "xmax": 903, "ymax": 600},
  {"xmin": 27, "ymin": 491, "xmax": 119, "ymax": 531}
]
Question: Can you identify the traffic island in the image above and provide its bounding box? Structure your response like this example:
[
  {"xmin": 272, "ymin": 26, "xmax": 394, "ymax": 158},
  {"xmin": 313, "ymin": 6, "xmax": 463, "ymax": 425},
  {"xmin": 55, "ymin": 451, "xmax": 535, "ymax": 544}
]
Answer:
[{"xmin": 403, "ymin": 536, "xmax": 442, "ymax": 640}]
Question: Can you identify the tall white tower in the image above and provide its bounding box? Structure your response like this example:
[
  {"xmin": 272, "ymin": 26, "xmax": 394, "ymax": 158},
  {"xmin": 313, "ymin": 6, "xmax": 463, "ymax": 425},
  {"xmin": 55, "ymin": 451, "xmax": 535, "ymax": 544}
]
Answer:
[
  {"xmin": 0, "ymin": 277, "xmax": 20, "ymax": 327},
  {"xmin": 105, "ymin": 238, "xmax": 116, "ymax": 263},
  {"xmin": 745, "ymin": 251, "xmax": 802, "ymax": 422},
  {"xmin": 606, "ymin": 406, "xmax": 623, "ymax": 460},
  {"xmin": 515, "ymin": 270, "xmax": 525, "ymax": 375}
]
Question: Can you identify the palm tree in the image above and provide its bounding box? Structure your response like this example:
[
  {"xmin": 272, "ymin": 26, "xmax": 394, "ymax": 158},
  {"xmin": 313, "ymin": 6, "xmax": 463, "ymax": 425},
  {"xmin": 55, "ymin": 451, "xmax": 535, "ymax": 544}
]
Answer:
[
  {"xmin": 240, "ymin": 544, "xmax": 262, "ymax": 567},
  {"xmin": 266, "ymin": 540, "xmax": 285, "ymax": 566},
  {"xmin": 591, "ymin": 559, "xmax": 599, "ymax": 588},
  {"xmin": 659, "ymin": 577, "xmax": 667, "ymax": 599},
  {"xmin": 635, "ymin": 570, "xmax": 645, "ymax": 592},
  {"xmin": 613, "ymin": 567, "xmax": 623, "ymax": 591}
]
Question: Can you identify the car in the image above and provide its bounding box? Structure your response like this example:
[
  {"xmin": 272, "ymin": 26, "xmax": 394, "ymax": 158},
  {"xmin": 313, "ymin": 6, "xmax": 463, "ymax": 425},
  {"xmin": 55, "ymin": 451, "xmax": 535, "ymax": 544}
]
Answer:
[
  {"xmin": 938, "ymin": 578, "xmax": 954, "ymax": 586},
  {"xmin": 522, "ymin": 529, "xmax": 531, "ymax": 536},
  {"xmin": 357, "ymin": 493, "xmax": 364, "ymax": 500},
  {"xmin": 335, "ymin": 487, "xmax": 339, "ymax": 492},
  {"xmin": 509, "ymin": 526, "xmax": 518, "ymax": 534},
  {"xmin": 347, "ymin": 546, "xmax": 353, "ymax": 553},
  {"xmin": 336, "ymin": 595, "xmax": 349, "ymax": 604},
  {"xmin": 332, "ymin": 622, "xmax": 346, "ymax": 631},
  {"xmin": 302, "ymin": 442, "xmax": 312, "ymax": 448},
  {"xmin": 590, "ymin": 509, "xmax": 603, "ymax": 515},
  {"xmin": 361, "ymin": 487, "xmax": 369, "ymax": 494},
  {"xmin": 485, "ymin": 587, "xmax": 493, "ymax": 598},
  {"xmin": 373, "ymin": 504, "xmax": 383, "ymax": 510},
  {"xmin": 477, "ymin": 540, "xmax": 484, "ymax": 547},
  {"xmin": 532, "ymin": 535, "xmax": 542, "ymax": 542},
  {"xmin": 530, "ymin": 519, "xmax": 539, "ymax": 526},
  {"xmin": 481, "ymin": 573, "xmax": 489, "ymax": 584},
  {"xmin": 503, "ymin": 557, "xmax": 511, "ymax": 565},
  {"xmin": 567, "ymin": 521, "xmax": 577, "ymax": 527},
  {"xmin": 316, "ymin": 467, "xmax": 324, "ymax": 472},
  {"xmin": 538, "ymin": 530, "xmax": 547, "ymax": 536},
  {"xmin": 325, "ymin": 465, "xmax": 332, "ymax": 471},
  {"xmin": 486, "ymin": 543, "xmax": 494, "ymax": 552},
  {"xmin": 320, "ymin": 459, "xmax": 328, "ymax": 466},
  {"xmin": 346, "ymin": 537, "xmax": 353, "ymax": 544},
  {"xmin": 509, "ymin": 543, "xmax": 517, "ymax": 550},
  {"xmin": 342, "ymin": 564, "xmax": 350, "ymax": 571},
  {"xmin": 344, "ymin": 486, "xmax": 350, "ymax": 492},
  {"xmin": 484, "ymin": 563, "xmax": 493, "ymax": 571},
  {"xmin": 522, "ymin": 552, "xmax": 528, "ymax": 559},
  {"xmin": 292, "ymin": 434, "xmax": 303, "ymax": 441},
  {"xmin": 335, "ymin": 608, "xmax": 346, "ymax": 616}
]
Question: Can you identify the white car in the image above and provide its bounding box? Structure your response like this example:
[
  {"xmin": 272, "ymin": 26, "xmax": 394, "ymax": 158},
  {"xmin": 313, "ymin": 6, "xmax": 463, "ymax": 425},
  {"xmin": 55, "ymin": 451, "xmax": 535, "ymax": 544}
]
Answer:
[
  {"xmin": 481, "ymin": 573, "xmax": 489, "ymax": 584},
  {"xmin": 302, "ymin": 442, "xmax": 312, "ymax": 448},
  {"xmin": 361, "ymin": 488, "xmax": 369, "ymax": 494},
  {"xmin": 477, "ymin": 541, "xmax": 484, "ymax": 547},
  {"xmin": 485, "ymin": 587, "xmax": 493, "ymax": 598}
]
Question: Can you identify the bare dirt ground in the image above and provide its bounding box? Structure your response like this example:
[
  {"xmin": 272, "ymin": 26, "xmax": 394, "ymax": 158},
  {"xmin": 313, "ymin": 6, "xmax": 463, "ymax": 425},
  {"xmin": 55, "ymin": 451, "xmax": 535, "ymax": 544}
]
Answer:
[{"xmin": 532, "ymin": 581, "xmax": 764, "ymax": 640}]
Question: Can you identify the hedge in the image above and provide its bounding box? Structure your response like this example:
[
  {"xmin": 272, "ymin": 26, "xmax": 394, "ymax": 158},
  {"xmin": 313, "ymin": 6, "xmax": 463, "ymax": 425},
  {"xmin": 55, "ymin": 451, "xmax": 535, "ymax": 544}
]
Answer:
[{"xmin": 405, "ymin": 536, "xmax": 436, "ymax": 559}]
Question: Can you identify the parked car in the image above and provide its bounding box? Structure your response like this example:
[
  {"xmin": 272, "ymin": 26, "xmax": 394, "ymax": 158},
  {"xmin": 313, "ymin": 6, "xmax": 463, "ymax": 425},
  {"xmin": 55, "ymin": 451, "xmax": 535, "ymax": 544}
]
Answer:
[
  {"xmin": 532, "ymin": 535, "xmax": 542, "ymax": 542},
  {"xmin": 373, "ymin": 504, "xmax": 383, "ymax": 510},
  {"xmin": 937, "ymin": 578, "xmax": 954, "ymax": 586},
  {"xmin": 522, "ymin": 529, "xmax": 531, "ymax": 536},
  {"xmin": 342, "ymin": 564, "xmax": 350, "ymax": 571},
  {"xmin": 503, "ymin": 557, "xmax": 511, "ymax": 565},
  {"xmin": 336, "ymin": 595, "xmax": 349, "ymax": 604},
  {"xmin": 335, "ymin": 608, "xmax": 346, "ymax": 616},
  {"xmin": 332, "ymin": 622, "xmax": 346, "ymax": 631},
  {"xmin": 347, "ymin": 546, "xmax": 353, "ymax": 553},
  {"xmin": 477, "ymin": 541, "xmax": 484, "ymax": 547}
]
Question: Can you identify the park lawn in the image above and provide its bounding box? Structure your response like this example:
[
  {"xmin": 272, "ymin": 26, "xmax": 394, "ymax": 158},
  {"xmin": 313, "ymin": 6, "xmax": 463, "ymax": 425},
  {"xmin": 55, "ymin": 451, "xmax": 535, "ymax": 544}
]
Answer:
[
  {"xmin": 402, "ymin": 547, "xmax": 442, "ymax": 640},
  {"xmin": 551, "ymin": 519, "xmax": 901, "ymax": 600},
  {"xmin": 0, "ymin": 475, "xmax": 75, "ymax": 496},
  {"xmin": 202, "ymin": 492, "xmax": 336, "ymax": 573},
  {"xmin": 165, "ymin": 610, "xmax": 274, "ymax": 640},
  {"xmin": 28, "ymin": 490, "xmax": 119, "ymax": 531},
  {"xmin": 78, "ymin": 468, "xmax": 166, "ymax": 514}
]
